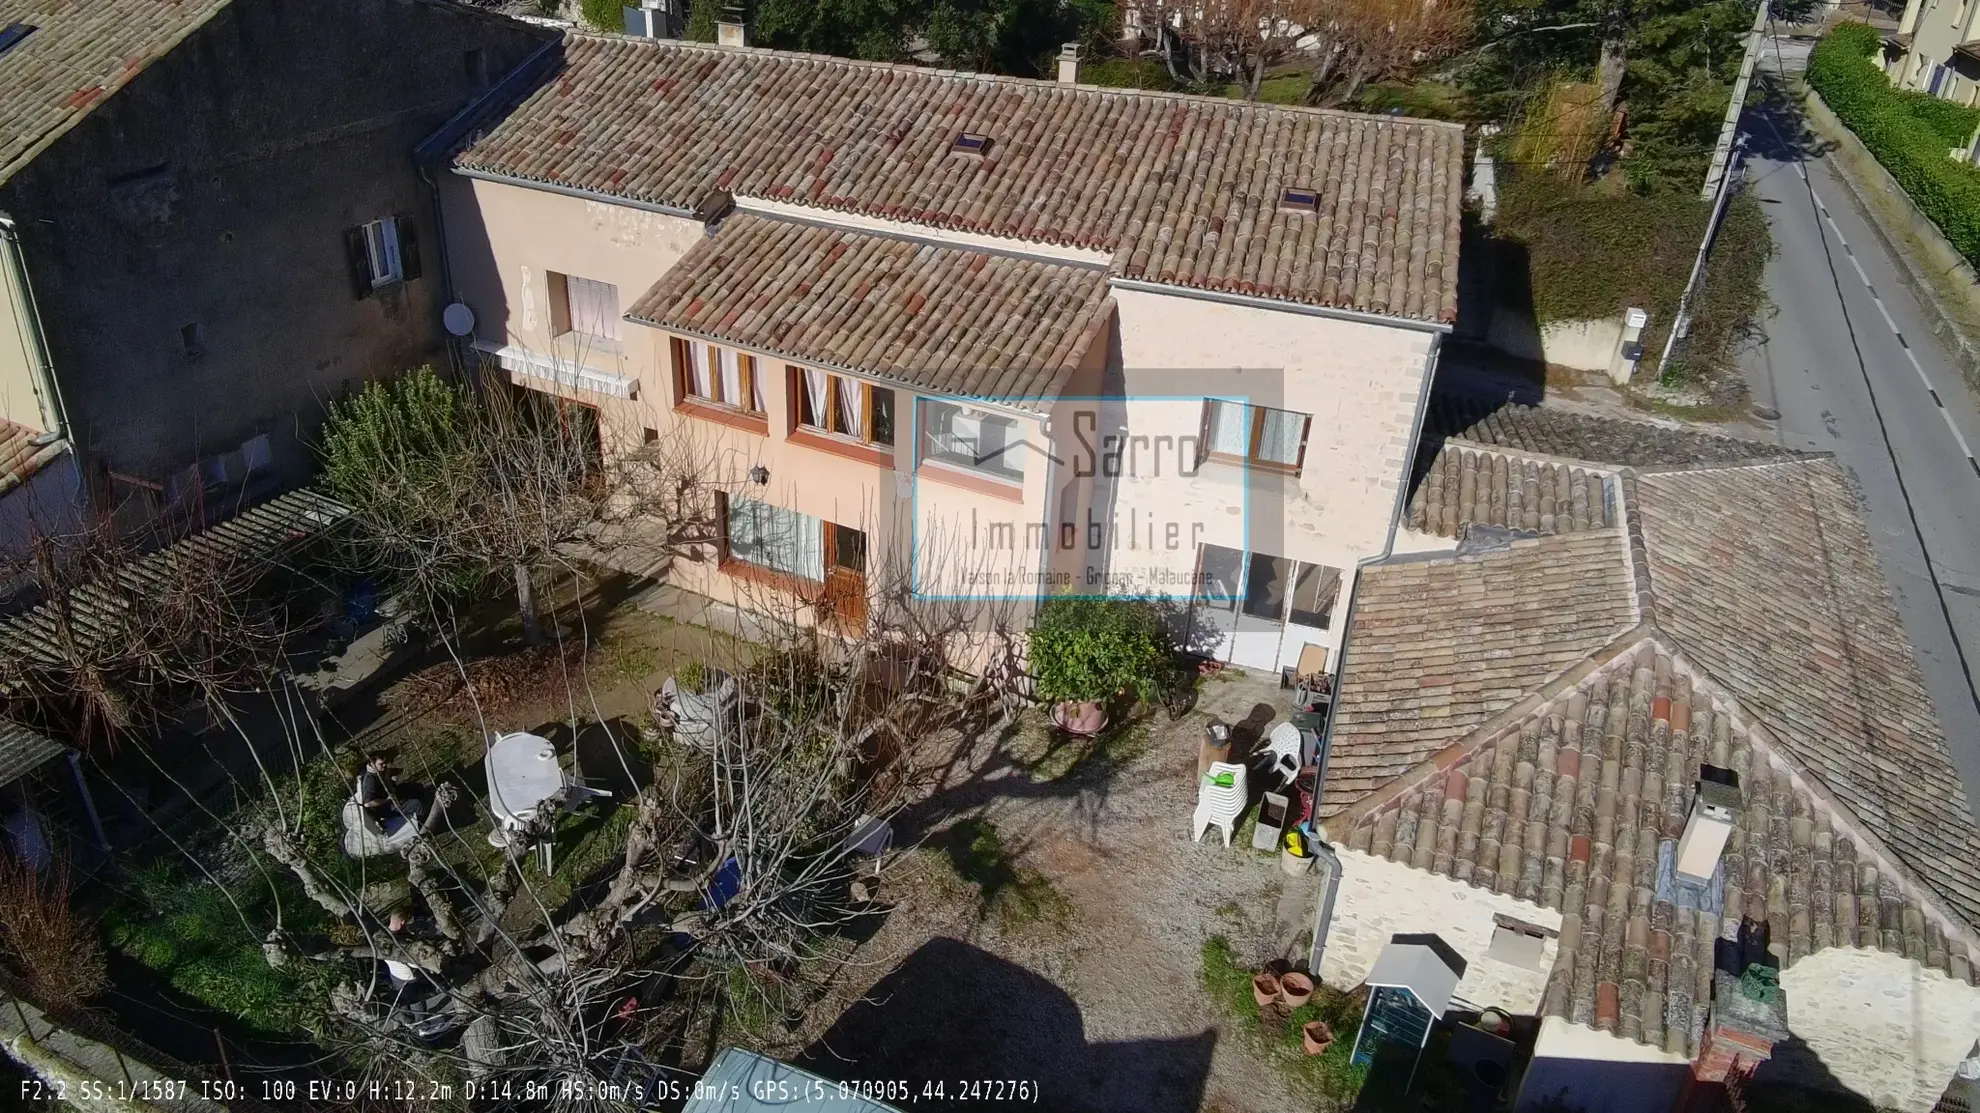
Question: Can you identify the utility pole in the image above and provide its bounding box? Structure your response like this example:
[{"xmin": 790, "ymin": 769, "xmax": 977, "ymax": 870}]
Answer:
[
  {"xmin": 1701, "ymin": 0, "xmax": 1770, "ymax": 201},
  {"xmin": 1660, "ymin": 134, "xmax": 1747, "ymax": 378}
]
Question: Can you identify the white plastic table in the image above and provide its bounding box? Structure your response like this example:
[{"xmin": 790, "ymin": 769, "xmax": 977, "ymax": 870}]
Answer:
[{"xmin": 486, "ymin": 731, "xmax": 566, "ymax": 849}]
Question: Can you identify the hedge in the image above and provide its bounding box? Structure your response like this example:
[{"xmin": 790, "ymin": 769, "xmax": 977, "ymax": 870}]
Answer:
[{"xmin": 1807, "ymin": 22, "xmax": 1980, "ymax": 264}]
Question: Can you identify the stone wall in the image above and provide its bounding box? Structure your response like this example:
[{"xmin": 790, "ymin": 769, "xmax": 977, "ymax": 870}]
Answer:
[
  {"xmin": 1776, "ymin": 945, "xmax": 1980, "ymax": 1112},
  {"xmin": 1320, "ymin": 847, "xmax": 1562, "ymax": 1015}
]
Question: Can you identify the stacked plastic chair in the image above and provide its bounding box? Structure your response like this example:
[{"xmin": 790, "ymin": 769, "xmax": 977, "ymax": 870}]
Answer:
[{"xmin": 1191, "ymin": 760, "xmax": 1249, "ymax": 846}]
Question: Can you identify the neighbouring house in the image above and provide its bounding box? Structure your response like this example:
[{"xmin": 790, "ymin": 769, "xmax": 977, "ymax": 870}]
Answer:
[
  {"xmin": 0, "ymin": 0, "xmax": 555, "ymax": 543},
  {"xmin": 1314, "ymin": 402, "xmax": 1980, "ymax": 1113},
  {"xmin": 432, "ymin": 30, "xmax": 1463, "ymax": 673},
  {"xmin": 1885, "ymin": 0, "xmax": 1980, "ymax": 116}
]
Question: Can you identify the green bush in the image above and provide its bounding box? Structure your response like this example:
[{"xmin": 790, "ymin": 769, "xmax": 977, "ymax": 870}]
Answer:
[
  {"xmin": 1809, "ymin": 22, "xmax": 1980, "ymax": 264},
  {"xmin": 1081, "ymin": 58, "xmax": 1178, "ymax": 92},
  {"xmin": 1494, "ymin": 167, "xmax": 1769, "ymax": 378},
  {"xmin": 1027, "ymin": 597, "xmax": 1171, "ymax": 705},
  {"xmin": 578, "ymin": 0, "xmax": 623, "ymax": 30}
]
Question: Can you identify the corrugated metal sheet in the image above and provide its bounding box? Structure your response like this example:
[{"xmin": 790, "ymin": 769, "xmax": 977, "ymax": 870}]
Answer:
[
  {"xmin": 684, "ymin": 1048, "xmax": 905, "ymax": 1113},
  {"xmin": 0, "ymin": 717, "xmax": 62, "ymax": 786},
  {"xmin": 0, "ymin": 487, "xmax": 351, "ymax": 671}
]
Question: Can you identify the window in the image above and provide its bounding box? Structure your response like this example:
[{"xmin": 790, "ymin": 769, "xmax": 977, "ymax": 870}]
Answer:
[
  {"xmin": 952, "ymin": 132, "xmax": 993, "ymax": 155},
  {"xmin": 179, "ymin": 322, "xmax": 205, "ymax": 360},
  {"xmin": 674, "ymin": 338, "xmax": 765, "ymax": 413},
  {"xmin": 721, "ymin": 494, "xmax": 824, "ymax": 581},
  {"xmin": 343, "ymin": 216, "xmax": 421, "ymax": 298},
  {"xmin": 643, "ymin": 427, "xmax": 661, "ymax": 445},
  {"xmin": 920, "ymin": 398, "xmax": 1023, "ymax": 483},
  {"xmin": 464, "ymin": 47, "xmax": 486, "ymax": 85},
  {"xmin": 1202, "ymin": 399, "xmax": 1310, "ymax": 473},
  {"xmin": 552, "ymin": 273, "xmax": 621, "ymax": 342},
  {"xmin": 1288, "ymin": 562, "xmax": 1341, "ymax": 629},
  {"xmin": 794, "ymin": 368, "xmax": 894, "ymax": 447},
  {"xmin": 0, "ymin": 24, "xmax": 36, "ymax": 58},
  {"xmin": 1280, "ymin": 187, "xmax": 1319, "ymax": 213}
]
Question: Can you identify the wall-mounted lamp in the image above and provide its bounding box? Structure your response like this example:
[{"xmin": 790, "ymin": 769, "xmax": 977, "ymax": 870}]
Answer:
[{"xmin": 749, "ymin": 465, "xmax": 769, "ymax": 485}]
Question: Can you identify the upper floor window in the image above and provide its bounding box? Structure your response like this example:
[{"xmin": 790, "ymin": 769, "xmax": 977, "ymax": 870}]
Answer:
[
  {"xmin": 344, "ymin": 216, "xmax": 421, "ymax": 298},
  {"xmin": 1201, "ymin": 399, "xmax": 1310, "ymax": 475},
  {"xmin": 550, "ymin": 272, "xmax": 620, "ymax": 342},
  {"xmin": 674, "ymin": 338, "xmax": 765, "ymax": 413},
  {"xmin": 795, "ymin": 368, "xmax": 894, "ymax": 448},
  {"xmin": 920, "ymin": 398, "xmax": 1024, "ymax": 485}
]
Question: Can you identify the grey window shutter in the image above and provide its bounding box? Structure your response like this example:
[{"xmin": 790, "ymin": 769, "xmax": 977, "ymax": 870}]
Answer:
[
  {"xmin": 398, "ymin": 215, "xmax": 422, "ymax": 282},
  {"xmin": 344, "ymin": 227, "xmax": 372, "ymax": 299}
]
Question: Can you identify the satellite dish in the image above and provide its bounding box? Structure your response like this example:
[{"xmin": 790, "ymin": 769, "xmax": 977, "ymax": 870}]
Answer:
[{"xmin": 443, "ymin": 302, "xmax": 476, "ymax": 338}]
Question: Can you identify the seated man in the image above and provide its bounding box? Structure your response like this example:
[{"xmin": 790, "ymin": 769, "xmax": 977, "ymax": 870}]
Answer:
[{"xmin": 355, "ymin": 755, "xmax": 424, "ymax": 834}]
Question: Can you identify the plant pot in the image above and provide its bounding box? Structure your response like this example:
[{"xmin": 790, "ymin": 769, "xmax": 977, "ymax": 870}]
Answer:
[
  {"xmin": 1251, "ymin": 971, "xmax": 1281, "ymax": 1008},
  {"xmin": 1302, "ymin": 1020, "xmax": 1335, "ymax": 1056},
  {"xmin": 1051, "ymin": 700, "xmax": 1109, "ymax": 737},
  {"xmin": 1280, "ymin": 845, "xmax": 1314, "ymax": 877},
  {"xmin": 1279, "ymin": 971, "xmax": 1315, "ymax": 1009}
]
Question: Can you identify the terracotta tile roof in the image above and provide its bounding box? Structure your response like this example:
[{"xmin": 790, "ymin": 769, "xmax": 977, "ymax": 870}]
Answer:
[
  {"xmin": 1631, "ymin": 460, "xmax": 1980, "ymax": 931},
  {"xmin": 624, "ymin": 214, "xmax": 1112, "ymax": 406},
  {"xmin": 1323, "ymin": 529, "xmax": 1640, "ymax": 808},
  {"xmin": 1326, "ymin": 452, "xmax": 1980, "ymax": 1053},
  {"xmin": 454, "ymin": 36, "xmax": 1465, "ymax": 323},
  {"xmin": 0, "ymin": 0, "xmax": 232, "ymax": 184},
  {"xmin": 1405, "ymin": 442, "xmax": 1614, "ymax": 540},
  {"xmin": 1340, "ymin": 640, "xmax": 1978, "ymax": 1055},
  {"xmin": 1425, "ymin": 397, "xmax": 1805, "ymax": 469},
  {"xmin": 0, "ymin": 418, "xmax": 60, "ymax": 494}
]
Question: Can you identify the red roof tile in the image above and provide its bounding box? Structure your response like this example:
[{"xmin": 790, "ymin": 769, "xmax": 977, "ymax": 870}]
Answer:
[{"xmin": 455, "ymin": 36, "xmax": 1464, "ymax": 323}]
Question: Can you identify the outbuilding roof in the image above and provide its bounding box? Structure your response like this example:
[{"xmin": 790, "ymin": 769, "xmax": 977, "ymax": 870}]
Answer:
[
  {"xmin": 625, "ymin": 214, "xmax": 1112, "ymax": 406},
  {"xmin": 454, "ymin": 35, "xmax": 1465, "ymax": 323},
  {"xmin": 1324, "ymin": 446, "xmax": 1980, "ymax": 1055},
  {"xmin": 0, "ymin": 0, "xmax": 231, "ymax": 184}
]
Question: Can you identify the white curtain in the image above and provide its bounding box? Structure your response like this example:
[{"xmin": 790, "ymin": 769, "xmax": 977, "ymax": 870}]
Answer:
[
  {"xmin": 727, "ymin": 496, "xmax": 824, "ymax": 580},
  {"xmin": 1206, "ymin": 400, "xmax": 1250, "ymax": 457},
  {"xmin": 1257, "ymin": 407, "xmax": 1305, "ymax": 465},
  {"xmin": 804, "ymin": 368, "xmax": 830, "ymax": 428},
  {"xmin": 689, "ymin": 342, "xmax": 712, "ymax": 399},
  {"xmin": 838, "ymin": 377, "xmax": 863, "ymax": 438},
  {"xmin": 750, "ymin": 358, "xmax": 766, "ymax": 412},
  {"xmin": 718, "ymin": 347, "xmax": 742, "ymax": 407}
]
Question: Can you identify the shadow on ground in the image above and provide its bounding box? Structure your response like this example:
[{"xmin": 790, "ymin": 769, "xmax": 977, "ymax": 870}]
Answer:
[{"xmin": 798, "ymin": 937, "xmax": 1216, "ymax": 1113}]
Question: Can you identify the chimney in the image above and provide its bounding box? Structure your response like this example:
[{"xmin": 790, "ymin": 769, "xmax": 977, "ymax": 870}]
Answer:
[
  {"xmin": 1673, "ymin": 960, "xmax": 1789, "ymax": 1113},
  {"xmin": 1057, "ymin": 42, "xmax": 1082, "ymax": 85},
  {"xmin": 717, "ymin": 6, "xmax": 748, "ymax": 47},
  {"xmin": 1675, "ymin": 765, "xmax": 1740, "ymax": 880}
]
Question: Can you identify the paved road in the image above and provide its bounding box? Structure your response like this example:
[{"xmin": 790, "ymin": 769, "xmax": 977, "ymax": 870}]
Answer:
[{"xmin": 1738, "ymin": 32, "xmax": 1980, "ymax": 822}]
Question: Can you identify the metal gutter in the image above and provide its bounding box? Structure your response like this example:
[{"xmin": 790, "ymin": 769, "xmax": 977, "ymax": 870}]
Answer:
[
  {"xmin": 412, "ymin": 35, "xmax": 564, "ymax": 166},
  {"xmin": 0, "ymin": 213, "xmax": 68, "ymax": 443},
  {"xmin": 1304, "ymin": 329, "xmax": 1443, "ymax": 975},
  {"xmin": 1108, "ymin": 277, "xmax": 1455, "ymax": 336},
  {"xmin": 450, "ymin": 167, "xmax": 698, "ymax": 220}
]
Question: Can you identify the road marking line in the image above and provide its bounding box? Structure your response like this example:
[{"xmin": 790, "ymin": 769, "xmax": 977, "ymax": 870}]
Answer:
[{"xmin": 1804, "ymin": 179, "xmax": 1980, "ymax": 460}]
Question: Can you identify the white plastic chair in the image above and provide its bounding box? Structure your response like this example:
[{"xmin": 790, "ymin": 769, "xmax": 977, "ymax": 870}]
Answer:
[
  {"xmin": 1192, "ymin": 760, "xmax": 1249, "ymax": 846},
  {"xmin": 1263, "ymin": 722, "xmax": 1305, "ymax": 788}
]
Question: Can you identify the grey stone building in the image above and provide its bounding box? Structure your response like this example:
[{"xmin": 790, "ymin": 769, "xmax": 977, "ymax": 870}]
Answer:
[{"xmin": 0, "ymin": 0, "xmax": 555, "ymax": 535}]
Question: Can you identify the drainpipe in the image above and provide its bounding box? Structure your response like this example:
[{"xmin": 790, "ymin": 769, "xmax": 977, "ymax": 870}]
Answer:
[
  {"xmin": 419, "ymin": 164, "xmax": 468, "ymax": 379},
  {"xmin": 1302, "ymin": 329, "xmax": 1443, "ymax": 975},
  {"xmin": 0, "ymin": 213, "xmax": 68, "ymax": 443}
]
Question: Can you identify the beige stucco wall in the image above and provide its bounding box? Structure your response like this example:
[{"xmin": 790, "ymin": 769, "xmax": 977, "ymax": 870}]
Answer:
[
  {"xmin": 1778, "ymin": 946, "xmax": 1980, "ymax": 1113},
  {"xmin": 1321, "ymin": 848, "xmax": 1562, "ymax": 1016},
  {"xmin": 1108, "ymin": 287, "xmax": 1436, "ymax": 668}
]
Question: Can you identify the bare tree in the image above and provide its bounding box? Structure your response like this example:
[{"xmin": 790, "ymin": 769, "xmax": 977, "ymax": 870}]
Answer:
[
  {"xmin": 321, "ymin": 364, "xmax": 713, "ymax": 647},
  {"xmin": 1301, "ymin": 0, "xmax": 1474, "ymax": 107},
  {"xmin": 0, "ymin": 850, "xmax": 109, "ymax": 1009},
  {"xmin": 1147, "ymin": 0, "xmax": 1316, "ymax": 97}
]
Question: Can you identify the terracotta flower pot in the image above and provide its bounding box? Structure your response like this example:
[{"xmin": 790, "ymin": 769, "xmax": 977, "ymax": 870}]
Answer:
[
  {"xmin": 1052, "ymin": 700, "xmax": 1109, "ymax": 737},
  {"xmin": 1278, "ymin": 971, "xmax": 1315, "ymax": 1009},
  {"xmin": 1251, "ymin": 971, "xmax": 1281, "ymax": 1008},
  {"xmin": 1302, "ymin": 1020, "xmax": 1335, "ymax": 1056}
]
